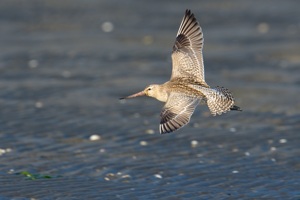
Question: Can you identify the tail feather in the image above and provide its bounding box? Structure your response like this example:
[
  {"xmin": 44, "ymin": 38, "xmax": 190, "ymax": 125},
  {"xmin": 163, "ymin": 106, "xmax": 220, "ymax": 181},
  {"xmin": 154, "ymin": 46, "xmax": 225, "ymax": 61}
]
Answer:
[{"xmin": 204, "ymin": 86, "xmax": 238, "ymax": 116}]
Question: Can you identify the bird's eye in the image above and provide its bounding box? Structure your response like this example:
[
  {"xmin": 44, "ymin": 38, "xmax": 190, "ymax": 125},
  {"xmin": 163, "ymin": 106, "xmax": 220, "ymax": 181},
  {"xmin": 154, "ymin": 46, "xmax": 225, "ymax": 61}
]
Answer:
[{"xmin": 147, "ymin": 87, "xmax": 152, "ymax": 91}]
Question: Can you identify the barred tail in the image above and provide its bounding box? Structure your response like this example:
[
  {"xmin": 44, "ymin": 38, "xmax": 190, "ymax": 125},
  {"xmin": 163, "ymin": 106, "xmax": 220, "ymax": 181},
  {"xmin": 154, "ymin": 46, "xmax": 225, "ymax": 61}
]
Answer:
[{"xmin": 204, "ymin": 86, "xmax": 238, "ymax": 116}]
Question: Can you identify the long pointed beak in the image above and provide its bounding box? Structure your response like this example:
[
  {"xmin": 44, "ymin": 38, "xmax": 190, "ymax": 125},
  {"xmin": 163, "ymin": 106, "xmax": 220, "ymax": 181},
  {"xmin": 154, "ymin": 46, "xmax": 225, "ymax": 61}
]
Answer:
[{"xmin": 120, "ymin": 91, "xmax": 145, "ymax": 100}]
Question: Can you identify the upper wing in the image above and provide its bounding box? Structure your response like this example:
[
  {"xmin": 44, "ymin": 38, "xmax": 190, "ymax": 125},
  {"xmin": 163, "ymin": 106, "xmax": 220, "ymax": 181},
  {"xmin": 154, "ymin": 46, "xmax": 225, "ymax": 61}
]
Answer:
[
  {"xmin": 171, "ymin": 9, "xmax": 206, "ymax": 84},
  {"xmin": 159, "ymin": 93, "xmax": 200, "ymax": 134}
]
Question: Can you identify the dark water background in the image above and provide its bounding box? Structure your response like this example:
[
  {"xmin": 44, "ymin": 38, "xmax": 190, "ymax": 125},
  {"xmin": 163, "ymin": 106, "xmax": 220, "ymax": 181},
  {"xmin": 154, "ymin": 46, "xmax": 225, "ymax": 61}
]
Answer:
[{"xmin": 0, "ymin": 0, "xmax": 299, "ymax": 199}]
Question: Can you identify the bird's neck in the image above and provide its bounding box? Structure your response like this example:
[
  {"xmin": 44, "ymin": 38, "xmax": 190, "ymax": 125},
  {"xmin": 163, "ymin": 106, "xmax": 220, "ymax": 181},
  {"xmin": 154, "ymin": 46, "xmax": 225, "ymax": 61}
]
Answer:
[{"xmin": 153, "ymin": 84, "xmax": 169, "ymax": 102}]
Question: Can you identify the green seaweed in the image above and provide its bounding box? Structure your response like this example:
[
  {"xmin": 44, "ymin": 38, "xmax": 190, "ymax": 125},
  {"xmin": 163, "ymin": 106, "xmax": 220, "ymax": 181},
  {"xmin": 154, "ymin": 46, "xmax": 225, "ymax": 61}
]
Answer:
[{"xmin": 18, "ymin": 171, "xmax": 53, "ymax": 180}]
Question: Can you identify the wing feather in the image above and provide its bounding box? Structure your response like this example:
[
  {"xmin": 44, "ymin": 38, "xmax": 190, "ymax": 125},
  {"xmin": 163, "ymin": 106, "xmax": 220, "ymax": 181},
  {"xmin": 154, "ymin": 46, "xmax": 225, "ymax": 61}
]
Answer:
[
  {"xmin": 159, "ymin": 93, "xmax": 200, "ymax": 134},
  {"xmin": 171, "ymin": 9, "xmax": 206, "ymax": 85}
]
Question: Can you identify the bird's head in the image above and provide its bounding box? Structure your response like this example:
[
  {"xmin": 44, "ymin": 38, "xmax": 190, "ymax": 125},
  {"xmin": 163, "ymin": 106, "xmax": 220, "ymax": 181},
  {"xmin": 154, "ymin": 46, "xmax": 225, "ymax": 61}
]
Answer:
[{"xmin": 120, "ymin": 84, "xmax": 162, "ymax": 100}]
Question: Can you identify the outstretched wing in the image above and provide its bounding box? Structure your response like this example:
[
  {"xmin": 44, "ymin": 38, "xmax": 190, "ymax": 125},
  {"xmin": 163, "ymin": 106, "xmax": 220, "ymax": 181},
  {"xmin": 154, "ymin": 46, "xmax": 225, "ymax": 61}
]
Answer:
[
  {"xmin": 171, "ymin": 9, "xmax": 206, "ymax": 84},
  {"xmin": 160, "ymin": 93, "xmax": 200, "ymax": 134}
]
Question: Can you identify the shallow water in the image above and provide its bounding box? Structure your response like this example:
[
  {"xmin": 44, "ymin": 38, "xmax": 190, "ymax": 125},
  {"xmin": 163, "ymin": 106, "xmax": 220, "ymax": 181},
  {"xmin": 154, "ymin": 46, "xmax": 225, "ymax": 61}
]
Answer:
[{"xmin": 0, "ymin": 0, "xmax": 299, "ymax": 199}]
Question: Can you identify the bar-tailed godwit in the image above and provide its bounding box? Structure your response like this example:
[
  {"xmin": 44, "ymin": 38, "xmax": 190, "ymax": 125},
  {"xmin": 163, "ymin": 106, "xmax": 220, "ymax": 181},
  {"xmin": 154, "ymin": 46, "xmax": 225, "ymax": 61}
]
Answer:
[{"xmin": 121, "ymin": 9, "xmax": 241, "ymax": 134}]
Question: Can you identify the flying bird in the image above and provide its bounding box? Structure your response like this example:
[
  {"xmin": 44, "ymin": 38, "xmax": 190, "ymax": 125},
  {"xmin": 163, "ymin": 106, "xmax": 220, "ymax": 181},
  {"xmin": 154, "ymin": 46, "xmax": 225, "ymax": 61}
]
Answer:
[{"xmin": 121, "ymin": 9, "xmax": 241, "ymax": 134}]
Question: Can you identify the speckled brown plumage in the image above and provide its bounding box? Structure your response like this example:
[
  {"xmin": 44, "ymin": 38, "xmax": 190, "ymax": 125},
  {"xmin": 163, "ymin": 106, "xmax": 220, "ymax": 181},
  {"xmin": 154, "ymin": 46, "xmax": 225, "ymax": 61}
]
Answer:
[{"xmin": 121, "ymin": 9, "xmax": 241, "ymax": 134}]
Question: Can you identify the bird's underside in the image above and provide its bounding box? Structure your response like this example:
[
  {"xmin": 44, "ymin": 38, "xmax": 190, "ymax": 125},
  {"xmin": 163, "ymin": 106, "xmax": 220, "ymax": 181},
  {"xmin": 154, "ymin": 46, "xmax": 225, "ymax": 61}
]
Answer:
[{"xmin": 159, "ymin": 81, "xmax": 240, "ymax": 133}]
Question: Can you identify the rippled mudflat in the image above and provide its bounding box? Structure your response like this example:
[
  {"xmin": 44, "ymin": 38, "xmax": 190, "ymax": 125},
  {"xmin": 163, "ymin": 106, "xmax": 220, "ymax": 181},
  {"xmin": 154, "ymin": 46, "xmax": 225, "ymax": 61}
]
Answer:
[{"xmin": 0, "ymin": 0, "xmax": 299, "ymax": 199}]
